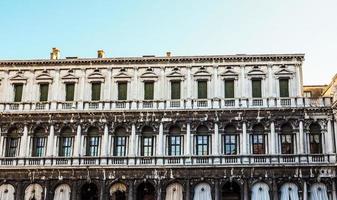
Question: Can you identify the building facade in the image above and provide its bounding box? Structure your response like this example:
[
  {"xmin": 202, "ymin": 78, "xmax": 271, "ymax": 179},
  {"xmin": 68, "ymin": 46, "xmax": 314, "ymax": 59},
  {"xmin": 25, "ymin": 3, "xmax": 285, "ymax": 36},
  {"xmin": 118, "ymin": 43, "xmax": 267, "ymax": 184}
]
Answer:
[{"xmin": 0, "ymin": 50, "xmax": 336, "ymax": 200}]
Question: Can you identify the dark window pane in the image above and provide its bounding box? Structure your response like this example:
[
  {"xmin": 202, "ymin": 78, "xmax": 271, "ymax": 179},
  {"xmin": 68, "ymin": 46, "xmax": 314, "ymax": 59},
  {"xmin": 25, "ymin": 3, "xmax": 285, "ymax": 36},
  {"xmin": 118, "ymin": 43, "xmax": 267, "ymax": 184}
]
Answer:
[
  {"xmin": 252, "ymin": 134, "xmax": 265, "ymax": 154},
  {"xmin": 223, "ymin": 135, "xmax": 237, "ymax": 155},
  {"xmin": 118, "ymin": 82, "xmax": 128, "ymax": 100},
  {"xmin": 144, "ymin": 82, "xmax": 154, "ymax": 100},
  {"xmin": 280, "ymin": 135, "xmax": 294, "ymax": 154},
  {"xmin": 252, "ymin": 79, "xmax": 262, "ymax": 98},
  {"xmin": 225, "ymin": 80, "xmax": 235, "ymax": 98},
  {"xmin": 14, "ymin": 84, "xmax": 23, "ymax": 102},
  {"xmin": 39, "ymin": 84, "xmax": 49, "ymax": 101},
  {"xmin": 32, "ymin": 137, "xmax": 46, "ymax": 157},
  {"xmin": 65, "ymin": 83, "xmax": 75, "ymax": 101},
  {"xmin": 198, "ymin": 81, "xmax": 207, "ymax": 99},
  {"xmin": 59, "ymin": 137, "xmax": 73, "ymax": 157},
  {"xmin": 86, "ymin": 136, "xmax": 100, "ymax": 156},
  {"xmin": 5, "ymin": 137, "xmax": 19, "ymax": 157},
  {"xmin": 171, "ymin": 81, "xmax": 181, "ymax": 99},
  {"xmin": 196, "ymin": 135, "xmax": 209, "ymax": 155},
  {"xmin": 168, "ymin": 136, "xmax": 182, "ymax": 155},
  {"xmin": 114, "ymin": 136, "xmax": 127, "ymax": 156},
  {"xmin": 91, "ymin": 82, "xmax": 101, "ymax": 101},
  {"xmin": 142, "ymin": 136, "xmax": 153, "ymax": 156},
  {"xmin": 279, "ymin": 79, "xmax": 289, "ymax": 97}
]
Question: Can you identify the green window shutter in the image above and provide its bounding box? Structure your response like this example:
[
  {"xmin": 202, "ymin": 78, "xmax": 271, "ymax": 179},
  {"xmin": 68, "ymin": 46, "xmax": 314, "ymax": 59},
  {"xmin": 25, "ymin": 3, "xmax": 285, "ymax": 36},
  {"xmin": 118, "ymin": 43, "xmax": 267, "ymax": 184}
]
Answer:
[
  {"xmin": 279, "ymin": 79, "xmax": 289, "ymax": 97},
  {"xmin": 198, "ymin": 81, "xmax": 207, "ymax": 99},
  {"xmin": 225, "ymin": 80, "xmax": 235, "ymax": 98},
  {"xmin": 171, "ymin": 81, "xmax": 181, "ymax": 99},
  {"xmin": 252, "ymin": 79, "xmax": 262, "ymax": 98},
  {"xmin": 14, "ymin": 84, "xmax": 23, "ymax": 102},
  {"xmin": 91, "ymin": 82, "xmax": 101, "ymax": 101},
  {"xmin": 39, "ymin": 84, "xmax": 49, "ymax": 101},
  {"xmin": 118, "ymin": 82, "xmax": 128, "ymax": 100},
  {"xmin": 65, "ymin": 83, "xmax": 75, "ymax": 101},
  {"xmin": 144, "ymin": 82, "xmax": 154, "ymax": 100}
]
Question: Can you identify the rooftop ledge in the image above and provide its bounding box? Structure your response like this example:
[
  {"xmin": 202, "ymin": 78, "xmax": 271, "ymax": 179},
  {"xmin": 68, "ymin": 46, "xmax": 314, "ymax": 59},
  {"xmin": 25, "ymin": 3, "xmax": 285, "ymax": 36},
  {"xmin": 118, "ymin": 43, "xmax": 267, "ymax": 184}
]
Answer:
[
  {"xmin": 0, "ymin": 97, "xmax": 332, "ymax": 113},
  {"xmin": 0, "ymin": 53, "xmax": 305, "ymax": 66}
]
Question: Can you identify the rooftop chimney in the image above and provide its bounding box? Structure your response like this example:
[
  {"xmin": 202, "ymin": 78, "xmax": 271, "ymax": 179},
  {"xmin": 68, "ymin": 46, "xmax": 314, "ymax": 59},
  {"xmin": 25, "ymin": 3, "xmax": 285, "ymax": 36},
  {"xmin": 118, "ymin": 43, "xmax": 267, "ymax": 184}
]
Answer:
[
  {"xmin": 166, "ymin": 52, "xmax": 171, "ymax": 57},
  {"xmin": 97, "ymin": 49, "xmax": 105, "ymax": 58},
  {"xmin": 50, "ymin": 48, "xmax": 60, "ymax": 60}
]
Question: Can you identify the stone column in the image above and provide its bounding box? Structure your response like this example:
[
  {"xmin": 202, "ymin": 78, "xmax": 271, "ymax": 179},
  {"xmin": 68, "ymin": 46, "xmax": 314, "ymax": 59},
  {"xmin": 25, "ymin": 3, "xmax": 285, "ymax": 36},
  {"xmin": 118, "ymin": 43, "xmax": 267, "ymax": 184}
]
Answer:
[
  {"xmin": 101, "ymin": 124, "xmax": 109, "ymax": 157},
  {"xmin": 73, "ymin": 125, "xmax": 81, "ymax": 156},
  {"xmin": 295, "ymin": 64, "xmax": 303, "ymax": 96},
  {"xmin": 326, "ymin": 119, "xmax": 333, "ymax": 154},
  {"xmin": 186, "ymin": 65, "xmax": 192, "ymax": 108},
  {"xmin": 213, "ymin": 123, "xmax": 219, "ymax": 155},
  {"xmin": 46, "ymin": 124, "xmax": 54, "ymax": 157},
  {"xmin": 242, "ymin": 121, "xmax": 247, "ymax": 154},
  {"xmin": 332, "ymin": 181, "xmax": 337, "ymax": 200},
  {"xmin": 157, "ymin": 122, "xmax": 164, "ymax": 156},
  {"xmin": 303, "ymin": 181, "xmax": 307, "ymax": 200},
  {"xmin": 19, "ymin": 125, "xmax": 28, "ymax": 157},
  {"xmin": 129, "ymin": 124, "xmax": 136, "ymax": 156},
  {"xmin": 185, "ymin": 180, "xmax": 190, "ymax": 200},
  {"xmin": 214, "ymin": 180, "xmax": 219, "ymax": 200},
  {"xmin": 299, "ymin": 120, "xmax": 304, "ymax": 154},
  {"xmin": 270, "ymin": 121, "xmax": 276, "ymax": 154},
  {"xmin": 268, "ymin": 65, "xmax": 274, "ymax": 97},
  {"xmin": 185, "ymin": 122, "xmax": 191, "ymax": 155},
  {"xmin": 0, "ymin": 128, "xmax": 4, "ymax": 156},
  {"xmin": 240, "ymin": 65, "xmax": 246, "ymax": 97},
  {"xmin": 334, "ymin": 118, "xmax": 337, "ymax": 153},
  {"xmin": 243, "ymin": 181, "xmax": 249, "ymax": 200}
]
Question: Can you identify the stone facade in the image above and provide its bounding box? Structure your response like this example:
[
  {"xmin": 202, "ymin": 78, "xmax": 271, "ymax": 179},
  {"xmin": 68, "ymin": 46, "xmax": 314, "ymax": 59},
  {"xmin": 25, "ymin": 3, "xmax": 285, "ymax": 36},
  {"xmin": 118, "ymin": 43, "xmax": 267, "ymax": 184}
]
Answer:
[{"xmin": 0, "ymin": 52, "xmax": 336, "ymax": 200}]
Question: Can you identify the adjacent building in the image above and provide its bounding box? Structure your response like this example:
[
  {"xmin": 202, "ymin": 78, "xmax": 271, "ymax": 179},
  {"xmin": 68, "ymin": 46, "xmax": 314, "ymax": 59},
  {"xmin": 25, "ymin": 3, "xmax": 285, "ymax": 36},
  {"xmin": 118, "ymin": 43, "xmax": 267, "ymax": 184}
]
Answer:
[{"xmin": 0, "ymin": 49, "xmax": 336, "ymax": 200}]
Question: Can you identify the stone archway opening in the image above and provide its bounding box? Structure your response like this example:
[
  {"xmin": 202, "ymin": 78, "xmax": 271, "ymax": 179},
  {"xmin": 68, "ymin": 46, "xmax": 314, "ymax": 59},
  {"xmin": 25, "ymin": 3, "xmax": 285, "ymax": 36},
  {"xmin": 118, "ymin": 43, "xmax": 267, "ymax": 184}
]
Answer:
[
  {"xmin": 136, "ymin": 182, "xmax": 155, "ymax": 200},
  {"xmin": 221, "ymin": 181, "xmax": 241, "ymax": 200},
  {"xmin": 110, "ymin": 183, "xmax": 127, "ymax": 200},
  {"xmin": 81, "ymin": 183, "xmax": 98, "ymax": 200}
]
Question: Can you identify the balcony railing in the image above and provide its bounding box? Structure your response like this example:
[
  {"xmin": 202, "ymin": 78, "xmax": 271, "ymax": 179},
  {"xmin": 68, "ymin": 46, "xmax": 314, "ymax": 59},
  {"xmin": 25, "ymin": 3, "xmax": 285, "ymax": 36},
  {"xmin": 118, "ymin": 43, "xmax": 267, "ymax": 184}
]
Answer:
[
  {"xmin": 0, "ymin": 97, "xmax": 332, "ymax": 113},
  {"xmin": 0, "ymin": 154, "xmax": 333, "ymax": 167}
]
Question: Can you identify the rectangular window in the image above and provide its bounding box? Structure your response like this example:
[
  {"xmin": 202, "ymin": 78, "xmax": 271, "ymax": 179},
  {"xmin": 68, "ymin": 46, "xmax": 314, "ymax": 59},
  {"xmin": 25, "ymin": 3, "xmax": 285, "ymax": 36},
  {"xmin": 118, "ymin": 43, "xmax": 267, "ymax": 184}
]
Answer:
[
  {"xmin": 310, "ymin": 135, "xmax": 322, "ymax": 154},
  {"xmin": 171, "ymin": 81, "xmax": 181, "ymax": 100},
  {"xmin": 39, "ymin": 84, "xmax": 49, "ymax": 101},
  {"xmin": 114, "ymin": 136, "xmax": 127, "ymax": 156},
  {"xmin": 304, "ymin": 91, "xmax": 312, "ymax": 98},
  {"xmin": 279, "ymin": 79, "xmax": 289, "ymax": 97},
  {"xmin": 5, "ymin": 137, "xmax": 19, "ymax": 157},
  {"xmin": 65, "ymin": 83, "xmax": 75, "ymax": 101},
  {"xmin": 280, "ymin": 135, "xmax": 294, "ymax": 154},
  {"xmin": 32, "ymin": 137, "xmax": 46, "ymax": 157},
  {"xmin": 251, "ymin": 135, "xmax": 265, "ymax": 154},
  {"xmin": 13, "ymin": 84, "xmax": 23, "ymax": 102},
  {"xmin": 198, "ymin": 80, "xmax": 207, "ymax": 99},
  {"xmin": 142, "ymin": 136, "xmax": 153, "ymax": 156},
  {"xmin": 118, "ymin": 82, "xmax": 128, "ymax": 100},
  {"xmin": 223, "ymin": 135, "xmax": 237, "ymax": 155},
  {"xmin": 252, "ymin": 79, "xmax": 262, "ymax": 98},
  {"xmin": 59, "ymin": 137, "xmax": 73, "ymax": 157},
  {"xmin": 196, "ymin": 135, "xmax": 209, "ymax": 155},
  {"xmin": 224, "ymin": 80, "xmax": 235, "ymax": 98},
  {"xmin": 86, "ymin": 136, "xmax": 100, "ymax": 156},
  {"xmin": 168, "ymin": 136, "xmax": 182, "ymax": 156},
  {"xmin": 91, "ymin": 82, "xmax": 101, "ymax": 101},
  {"xmin": 144, "ymin": 82, "xmax": 154, "ymax": 100}
]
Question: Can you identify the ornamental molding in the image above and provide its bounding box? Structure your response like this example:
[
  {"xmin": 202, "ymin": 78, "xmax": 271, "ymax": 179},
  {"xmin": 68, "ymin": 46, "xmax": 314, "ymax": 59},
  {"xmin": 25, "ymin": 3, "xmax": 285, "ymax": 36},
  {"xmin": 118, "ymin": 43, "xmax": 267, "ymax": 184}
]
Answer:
[
  {"xmin": 61, "ymin": 70, "xmax": 79, "ymax": 83},
  {"xmin": 219, "ymin": 69, "xmax": 239, "ymax": 80},
  {"xmin": 9, "ymin": 71, "xmax": 28, "ymax": 84},
  {"xmin": 87, "ymin": 70, "xmax": 105, "ymax": 83},
  {"xmin": 135, "ymin": 121, "xmax": 160, "ymax": 134},
  {"xmin": 35, "ymin": 71, "xmax": 53, "ymax": 83}
]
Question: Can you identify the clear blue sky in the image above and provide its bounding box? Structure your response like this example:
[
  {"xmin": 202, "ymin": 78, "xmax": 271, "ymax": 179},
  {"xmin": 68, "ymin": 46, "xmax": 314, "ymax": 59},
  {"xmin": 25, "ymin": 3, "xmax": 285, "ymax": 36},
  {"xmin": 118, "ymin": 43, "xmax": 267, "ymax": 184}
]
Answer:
[{"xmin": 0, "ymin": 0, "xmax": 336, "ymax": 85}]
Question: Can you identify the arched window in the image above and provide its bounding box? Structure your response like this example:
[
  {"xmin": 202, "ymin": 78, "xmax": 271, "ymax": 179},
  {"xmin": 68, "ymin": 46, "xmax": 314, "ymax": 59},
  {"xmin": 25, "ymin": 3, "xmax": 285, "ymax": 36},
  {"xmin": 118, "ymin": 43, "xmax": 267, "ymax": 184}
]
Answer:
[
  {"xmin": 221, "ymin": 181, "xmax": 241, "ymax": 200},
  {"xmin": 195, "ymin": 126, "xmax": 210, "ymax": 155},
  {"xmin": 222, "ymin": 125, "xmax": 238, "ymax": 155},
  {"xmin": 85, "ymin": 127, "xmax": 100, "ymax": 156},
  {"xmin": 279, "ymin": 183, "xmax": 299, "ymax": 200},
  {"xmin": 141, "ymin": 126, "xmax": 155, "ymax": 156},
  {"xmin": 5, "ymin": 127, "xmax": 20, "ymax": 157},
  {"xmin": 81, "ymin": 183, "xmax": 98, "ymax": 200},
  {"xmin": 310, "ymin": 183, "xmax": 329, "ymax": 200},
  {"xmin": 110, "ymin": 183, "xmax": 127, "ymax": 200},
  {"xmin": 113, "ymin": 127, "xmax": 128, "ymax": 156},
  {"xmin": 167, "ymin": 126, "xmax": 183, "ymax": 156},
  {"xmin": 193, "ymin": 182, "xmax": 212, "ymax": 200},
  {"xmin": 136, "ymin": 182, "xmax": 155, "ymax": 200},
  {"xmin": 280, "ymin": 123, "xmax": 295, "ymax": 154},
  {"xmin": 251, "ymin": 182, "xmax": 270, "ymax": 200},
  {"xmin": 309, "ymin": 123, "xmax": 322, "ymax": 154},
  {"xmin": 25, "ymin": 184, "xmax": 43, "ymax": 200},
  {"xmin": 251, "ymin": 124, "xmax": 266, "ymax": 154},
  {"xmin": 53, "ymin": 184, "xmax": 71, "ymax": 200},
  {"xmin": 165, "ymin": 182, "xmax": 183, "ymax": 200},
  {"xmin": 31, "ymin": 127, "xmax": 47, "ymax": 157},
  {"xmin": 0, "ymin": 184, "xmax": 15, "ymax": 200},
  {"xmin": 58, "ymin": 127, "xmax": 74, "ymax": 157}
]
